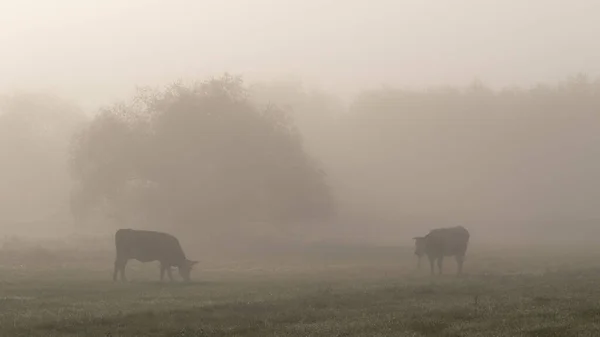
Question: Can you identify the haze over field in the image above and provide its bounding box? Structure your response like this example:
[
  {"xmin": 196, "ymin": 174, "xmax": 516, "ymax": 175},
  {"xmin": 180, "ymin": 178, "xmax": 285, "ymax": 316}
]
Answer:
[
  {"xmin": 1, "ymin": 0, "xmax": 600, "ymax": 247},
  {"xmin": 2, "ymin": 0, "xmax": 600, "ymax": 107}
]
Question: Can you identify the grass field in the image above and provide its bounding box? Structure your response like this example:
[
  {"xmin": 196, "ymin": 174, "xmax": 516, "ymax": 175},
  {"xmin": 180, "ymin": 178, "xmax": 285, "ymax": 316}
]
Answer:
[{"xmin": 2, "ymin": 239, "xmax": 600, "ymax": 336}]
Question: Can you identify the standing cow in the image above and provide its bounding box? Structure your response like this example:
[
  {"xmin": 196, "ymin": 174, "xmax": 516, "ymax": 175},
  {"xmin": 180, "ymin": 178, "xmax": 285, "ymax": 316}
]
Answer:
[
  {"xmin": 413, "ymin": 226, "xmax": 470, "ymax": 276},
  {"xmin": 113, "ymin": 229, "xmax": 198, "ymax": 282}
]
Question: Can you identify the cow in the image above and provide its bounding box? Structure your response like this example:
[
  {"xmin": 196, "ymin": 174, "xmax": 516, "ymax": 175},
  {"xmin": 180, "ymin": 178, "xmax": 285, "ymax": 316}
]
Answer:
[
  {"xmin": 413, "ymin": 226, "xmax": 470, "ymax": 276},
  {"xmin": 113, "ymin": 229, "xmax": 198, "ymax": 282}
]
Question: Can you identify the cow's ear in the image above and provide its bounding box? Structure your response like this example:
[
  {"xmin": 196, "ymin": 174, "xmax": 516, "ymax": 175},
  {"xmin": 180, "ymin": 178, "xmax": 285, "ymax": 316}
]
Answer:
[{"xmin": 189, "ymin": 260, "xmax": 199, "ymax": 266}]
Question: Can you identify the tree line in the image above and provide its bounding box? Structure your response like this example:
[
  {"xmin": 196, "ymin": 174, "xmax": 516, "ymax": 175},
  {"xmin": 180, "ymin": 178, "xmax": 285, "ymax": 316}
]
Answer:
[{"xmin": 1, "ymin": 74, "xmax": 599, "ymax": 242}]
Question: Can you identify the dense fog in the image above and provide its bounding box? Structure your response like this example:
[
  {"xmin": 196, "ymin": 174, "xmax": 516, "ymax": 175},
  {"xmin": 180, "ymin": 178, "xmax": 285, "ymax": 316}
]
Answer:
[{"xmin": 1, "ymin": 0, "xmax": 600, "ymax": 249}]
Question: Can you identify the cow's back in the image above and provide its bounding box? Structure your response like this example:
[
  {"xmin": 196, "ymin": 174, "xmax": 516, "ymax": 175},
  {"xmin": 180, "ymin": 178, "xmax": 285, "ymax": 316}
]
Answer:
[
  {"xmin": 115, "ymin": 229, "xmax": 186, "ymax": 265},
  {"xmin": 425, "ymin": 226, "xmax": 470, "ymax": 257}
]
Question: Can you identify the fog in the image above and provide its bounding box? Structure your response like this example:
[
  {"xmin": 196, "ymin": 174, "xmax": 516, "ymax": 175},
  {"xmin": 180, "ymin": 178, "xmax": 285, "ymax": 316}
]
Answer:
[
  {"xmin": 1, "ymin": 0, "xmax": 600, "ymax": 250},
  {"xmin": 3, "ymin": 0, "xmax": 600, "ymax": 107}
]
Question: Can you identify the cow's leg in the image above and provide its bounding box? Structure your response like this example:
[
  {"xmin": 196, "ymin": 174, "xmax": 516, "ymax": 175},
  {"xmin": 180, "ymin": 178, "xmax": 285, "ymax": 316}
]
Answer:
[
  {"xmin": 456, "ymin": 255, "xmax": 464, "ymax": 276},
  {"xmin": 114, "ymin": 258, "xmax": 127, "ymax": 282},
  {"xmin": 437, "ymin": 256, "xmax": 444, "ymax": 275},
  {"xmin": 160, "ymin": 263, "xmax": 166, "ymax": 282},
  {"xmin": 113, "ymin": 259, "xmax": 119, "ymax": 282},
  {"xmin": 120, "ymin": 259, "xmax": 128, "ymax": 282},
  {"xmin": 167, "ymin": 266, "xmax": 174, "ymax": 282},
  {"xmin": 428, "ymin": 255, "xmax": 435, "ymax": 276}
]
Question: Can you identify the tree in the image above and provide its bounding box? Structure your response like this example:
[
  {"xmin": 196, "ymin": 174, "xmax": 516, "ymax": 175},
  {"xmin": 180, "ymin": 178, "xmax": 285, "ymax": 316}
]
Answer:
[
  {"xmin": 70, "ymin": 75, "xmax": 334, "ymax": 233},
  {"xmin": 334, "ymin": 75, "xmax": 600, "ymax": 242},
  {"xmin": 0, "ymin": 92, "xmax": 87, "ymax": 225}
]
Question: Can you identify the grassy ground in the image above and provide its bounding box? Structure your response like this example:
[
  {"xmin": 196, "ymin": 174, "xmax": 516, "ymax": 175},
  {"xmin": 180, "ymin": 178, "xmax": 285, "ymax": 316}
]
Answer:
[{"xmin": 1, "ymin": 241, "xmax": 600, "ymax": 336}]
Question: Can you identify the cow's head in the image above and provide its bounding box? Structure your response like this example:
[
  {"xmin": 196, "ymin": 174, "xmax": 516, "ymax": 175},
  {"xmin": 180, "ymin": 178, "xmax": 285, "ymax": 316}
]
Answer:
[
  {"xmin": 178, "ymin": 259, "xmax": 199, "ymax": 282},
  {"xmin": 413, "ymin": 236, "xmax": 427, "ymax": 257}
]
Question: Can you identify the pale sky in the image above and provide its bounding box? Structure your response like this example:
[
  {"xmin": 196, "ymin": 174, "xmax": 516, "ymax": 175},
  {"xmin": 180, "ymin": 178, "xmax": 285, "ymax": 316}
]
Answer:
[{"xmin": 1, "ymin": 0, "xmax": 599, "ymax": 110}]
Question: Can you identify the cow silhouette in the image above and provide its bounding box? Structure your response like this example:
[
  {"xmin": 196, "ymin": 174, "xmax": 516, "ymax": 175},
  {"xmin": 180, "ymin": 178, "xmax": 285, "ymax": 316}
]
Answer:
[
  {"xmin": 413, "ymin": 226, "xmax": 470, "ymax": 276},
  {"xmin": 113, "ymin": 229, "xmax": 198, "ymax": 282}
]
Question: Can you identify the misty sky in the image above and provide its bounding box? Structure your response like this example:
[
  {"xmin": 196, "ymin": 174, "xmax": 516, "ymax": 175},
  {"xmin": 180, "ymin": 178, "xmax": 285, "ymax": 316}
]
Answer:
[{"xmin": 1, "ymin": 0, "xmax": 599, "ymax": 110}]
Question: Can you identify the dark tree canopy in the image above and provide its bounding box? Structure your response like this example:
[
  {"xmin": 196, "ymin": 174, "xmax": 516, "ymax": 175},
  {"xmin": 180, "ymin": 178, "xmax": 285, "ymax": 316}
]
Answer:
[{"xmin": 70, "ymin": 75, "xmax": 334, "ymax": 231}]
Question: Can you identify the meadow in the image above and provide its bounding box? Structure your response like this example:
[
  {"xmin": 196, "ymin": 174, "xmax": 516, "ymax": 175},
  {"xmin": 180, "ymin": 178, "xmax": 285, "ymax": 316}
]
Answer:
[{"xmin": 1, "ymin": 236, "xmax": 600, "ymax": 336}]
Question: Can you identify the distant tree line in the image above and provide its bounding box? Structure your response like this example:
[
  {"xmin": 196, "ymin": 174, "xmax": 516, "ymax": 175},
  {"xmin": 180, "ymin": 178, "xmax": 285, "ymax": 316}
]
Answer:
[
  {"xmin": 2, "ymin": 74, "xmax": 600, "ymax": 241},
  {"xmin": 0, "ymin": 93, "xmax": 86, "ymax": 225},
  {"xmin": 333, "ymin": 74, "xmax": 600, "ymax": 240}
]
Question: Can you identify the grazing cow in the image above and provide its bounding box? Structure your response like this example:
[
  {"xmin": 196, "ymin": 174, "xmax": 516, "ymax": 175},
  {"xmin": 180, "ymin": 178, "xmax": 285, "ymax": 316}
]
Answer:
[
  {"xmin": 413, "ymin": 226, "xmax": 470, "ymax": 276},
  {"xmin": 113, "ymin": 229, "xmax": 198, "ymax": 282}
]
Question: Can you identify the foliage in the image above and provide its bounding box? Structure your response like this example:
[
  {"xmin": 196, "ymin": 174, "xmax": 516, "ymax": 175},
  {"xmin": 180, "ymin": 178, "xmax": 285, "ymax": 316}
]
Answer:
[
  {"xmin": 0, "ymin": 92, "xmax": 86, "ymax": 223},
  {"xmin": 70, "ymin": 75, "xmax": 334, "ymax": 231},
  {"xmin": 334, "ymin": 74, "xmax": 600, "ymax": 238}
]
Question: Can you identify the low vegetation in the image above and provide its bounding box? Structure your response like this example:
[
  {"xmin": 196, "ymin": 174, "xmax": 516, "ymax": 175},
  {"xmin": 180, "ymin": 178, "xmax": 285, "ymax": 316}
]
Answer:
[{"xmin": 1, "ymin": 239, "xmax": 600, "ymax": 336}]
